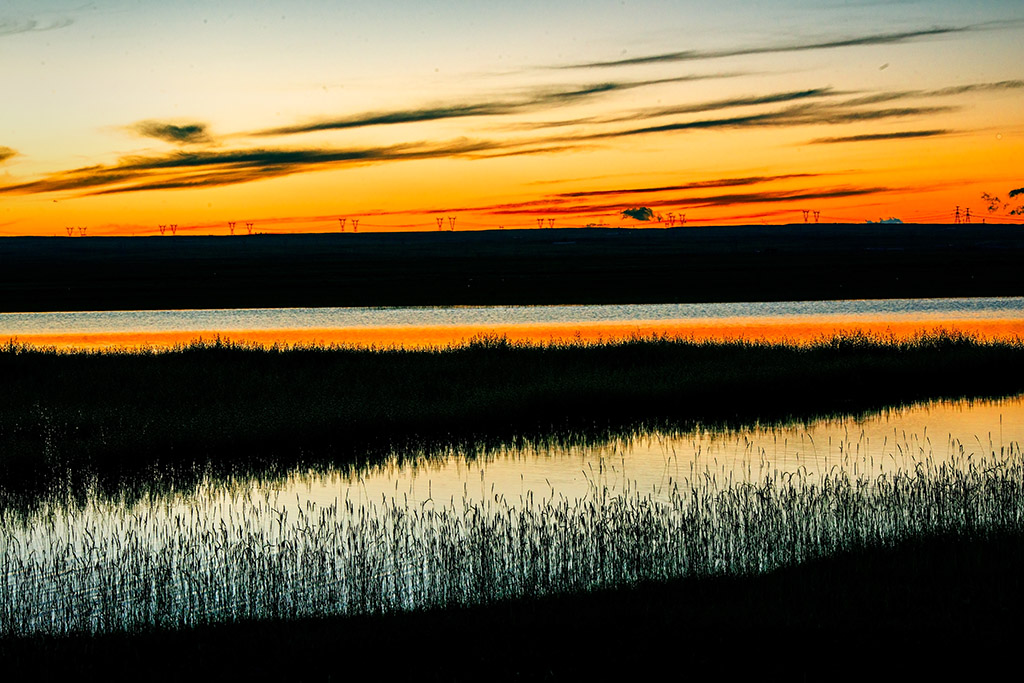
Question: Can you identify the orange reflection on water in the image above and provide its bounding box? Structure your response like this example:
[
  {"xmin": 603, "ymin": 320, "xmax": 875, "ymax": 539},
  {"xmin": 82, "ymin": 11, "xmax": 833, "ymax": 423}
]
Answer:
[{"xmin": 8, "ymin": 318, "xmax": 1024, "ymax": 351}]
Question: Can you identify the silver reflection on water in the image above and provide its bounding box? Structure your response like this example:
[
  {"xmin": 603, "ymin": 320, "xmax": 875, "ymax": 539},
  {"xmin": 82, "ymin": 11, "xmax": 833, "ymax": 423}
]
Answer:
[{"xmin": 1, "ymin": 296, "xmax": 1022, "ymax": 335}]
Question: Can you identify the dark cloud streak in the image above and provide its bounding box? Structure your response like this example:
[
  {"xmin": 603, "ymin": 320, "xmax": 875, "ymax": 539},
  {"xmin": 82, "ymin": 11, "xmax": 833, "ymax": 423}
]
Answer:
[
  {"xmin": 810, "ymin": 129, "xmax": 951, "ymax": 144},
  {"xmin": 0, "ymin": 147, "xmax": 17, "ymax": 163},
  {"xmin": 580, "ymin": 104, "xmax": 955, "ymax": 140},
  {"xmin": 0, "ymin": 138, "xmax": 568, "ymax": 197},
  {"xmin": 253, "ymin": 75, "xmax": 730, "ymax": 137},
  {"xmin": 555, "ymin": 174, "xmax": 821, "ymax": 199},
  {"xmin": 558, "ymin": 27, "xmax": 969, "ymax": 70},
  {"xmin": 0, "ymin": 18, "xmax": 73, "ymax": 38}
]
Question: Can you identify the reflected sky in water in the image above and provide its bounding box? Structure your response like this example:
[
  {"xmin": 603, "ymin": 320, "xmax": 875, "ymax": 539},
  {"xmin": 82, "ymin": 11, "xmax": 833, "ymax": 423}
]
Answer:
[
  {"xmin": 3, "ymin": 297, "xmax": 1023, "ymax": 349},
  {"xmin": 278, "ymin": 393, "xmax": 1024, "ymax": 511}
]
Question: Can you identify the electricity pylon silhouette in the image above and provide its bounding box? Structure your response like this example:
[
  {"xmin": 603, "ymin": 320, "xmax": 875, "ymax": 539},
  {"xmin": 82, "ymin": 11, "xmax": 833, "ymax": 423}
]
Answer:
[
  {"xmin": 246, "ymin": 222, "xmax": 254, "ymax": 234},
  {"xmin": 339, "ymin": 218, "xmax": 347, "ymax": 232},
  {"xmin": 436, "ymin": 217, "xmax": 445, "ymax": 231},
  {"xmin": 351, "ymin": 219, "xmax": 359, "ymax": 232},
  {"xmin": 802, "ymin": 210, "xmax": 810, "ymax": 223},
  {"xmin": 228, "ymin": 221, "xmax": 236, "ymax": 235}
]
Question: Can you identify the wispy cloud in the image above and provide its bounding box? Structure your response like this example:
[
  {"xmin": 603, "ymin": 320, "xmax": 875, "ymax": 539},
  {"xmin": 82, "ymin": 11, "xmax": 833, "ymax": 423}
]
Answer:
[
  {"xmin": 0, "ymin": 18, "xmax": 73, "ymax": 38},
  {"xmin": 251, "ymin": 75, "xmax": 730, "ymax": 137},
  {"xmin": 554, "ymin": 174, "xmax": 821, "ymax": 199},
  {"xmin": 557, "ymin": 27, "xmax": 969, "ymax": 69},
  {"xmin": 131, "ymin": 121, "xmax": 213, "ymax": 145},
  {"xmin": 0, "ymin": 146, "xmax": 16, "ymax": 163},
  {"xmin": 579, "ymin": 103, "xmax": 955, "ymax": 140},
  {"xmin": 810, "ymin": 129, "xmax": 951, "ymax": 144},
  {"xmin": 423, "ymin": 175, "xmax": 885, "ymax": 217},
  {"xmin": 489, "ymin": 187, "xmax": 890, "ymax": 216},
  {"xmin": 0, "ymin": 138, "xmax": 557, "ymax": 196}
]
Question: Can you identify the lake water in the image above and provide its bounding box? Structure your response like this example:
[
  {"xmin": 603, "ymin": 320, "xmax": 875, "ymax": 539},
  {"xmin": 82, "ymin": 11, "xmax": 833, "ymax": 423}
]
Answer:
[
  {"xmin": 3, "ymin": 296, "xmax": 1023, "ymax": 348},
  {"xmin": 2, "ymin": 298, "xmax": 1023, "ymax": 633},
  {"xmin": 2, "ymin": 393, "xmax": 1021, "ymax": 634}
]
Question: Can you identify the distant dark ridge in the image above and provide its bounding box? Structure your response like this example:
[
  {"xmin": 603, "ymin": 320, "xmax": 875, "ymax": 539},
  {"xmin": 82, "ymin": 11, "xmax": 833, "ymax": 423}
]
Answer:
[{"xmin": 2, "ymin": 223, "xmax": 1023, "ymax": 311}]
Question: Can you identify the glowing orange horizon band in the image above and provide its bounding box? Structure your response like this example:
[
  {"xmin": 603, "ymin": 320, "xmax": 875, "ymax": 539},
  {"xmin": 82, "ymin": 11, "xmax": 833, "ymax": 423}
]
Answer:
[{"xmin": 6, "ymin": 318, "xmax": 1023, "ymax": 351}]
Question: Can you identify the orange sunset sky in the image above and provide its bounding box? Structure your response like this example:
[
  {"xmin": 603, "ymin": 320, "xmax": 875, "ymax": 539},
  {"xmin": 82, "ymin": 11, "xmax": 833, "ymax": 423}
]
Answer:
[{"xmin": 2, "ymin": 0, "xmax": 1024, "ymax": 236}]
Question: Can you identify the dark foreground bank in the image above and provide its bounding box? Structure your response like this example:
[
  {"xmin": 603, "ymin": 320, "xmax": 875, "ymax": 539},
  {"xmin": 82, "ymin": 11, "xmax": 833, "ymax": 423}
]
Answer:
[
  {"xmin": 2, "ymin": 332, "xmax": 1023, "ymax": 501},
  {"xmin": 2, "ymin": 530, "xmax": 1020, "ymax": 681},
  {"xmin": 3, "ymin": 224, "xmax": 1023, "ymax": 311}
]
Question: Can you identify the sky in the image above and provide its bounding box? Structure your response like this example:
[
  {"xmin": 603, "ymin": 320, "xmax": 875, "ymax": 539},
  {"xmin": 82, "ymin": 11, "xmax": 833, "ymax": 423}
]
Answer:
[{"xmin": 2, "ymin": 0, "xmax": 1023, "ymax": 236}]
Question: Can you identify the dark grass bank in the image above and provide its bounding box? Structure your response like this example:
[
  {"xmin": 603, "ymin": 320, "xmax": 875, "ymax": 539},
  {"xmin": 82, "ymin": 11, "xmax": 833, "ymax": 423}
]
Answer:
[
  {"xmin": 3, "ymin": 224, "xmax": 1024, "ymax": 312},
  {"xmin": 3, "ymin": 529, "xmax": 1021, "ymax": 681},
  {"xmin": 2, "ymin": 331, "xmax": 1023, "ymax": 501}
]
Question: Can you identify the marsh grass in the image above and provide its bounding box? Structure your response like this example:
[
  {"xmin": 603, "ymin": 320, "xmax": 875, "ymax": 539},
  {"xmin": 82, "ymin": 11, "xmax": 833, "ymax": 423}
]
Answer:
[
  {"xmin": 1, "ymin": 442, "xmax": 1021, "ymax": 637},
  {"xmin": 2, "ymin": 330, "xmax": 1023, "ymax": 502}
]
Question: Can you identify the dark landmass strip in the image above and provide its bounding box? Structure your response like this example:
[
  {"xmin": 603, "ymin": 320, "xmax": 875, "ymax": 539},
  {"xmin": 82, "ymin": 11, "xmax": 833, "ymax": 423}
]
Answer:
[
  {"xmin": 2, "ymin": 223, "xmax": 1023, "ymax": 312},
  {"xmin": 3, "ymin": 530, "xmax": 1020, "ymax": 681}
]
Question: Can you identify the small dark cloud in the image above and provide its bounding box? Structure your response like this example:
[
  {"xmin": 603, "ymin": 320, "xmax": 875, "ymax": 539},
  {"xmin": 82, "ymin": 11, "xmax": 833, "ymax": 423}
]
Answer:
[
  {"xmin": 1009, "ymin": 187, "xmax": 1024, "ymax": 199},
  {"xmin": 621, "ymin": 207, "xmax": 654, "ymax": 221},
  {"xmin": 981, "ymin": 192, "xmax": 1007, "ymax": 213},
  {"xmin": 0, "ymin": 146, "xmax": 16, "ymax": 163},
  {"xmin": 810, "ymin": 129, "xmax": 950, "ymax": 144},
  {"xmin": 132, "ymin": 121, "xmax": 213, "ymax": 145},
  {"xmin": 557, "ymin": 27, "xmax": 968, "ymax": 70},
  {"xmin": 0, "ymin": 18, "xmax": 74, "ymax": 38}
]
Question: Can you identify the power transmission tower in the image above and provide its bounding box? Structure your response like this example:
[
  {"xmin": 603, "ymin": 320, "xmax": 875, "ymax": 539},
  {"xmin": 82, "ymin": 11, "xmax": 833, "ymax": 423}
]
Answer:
[
  {"xmin": 537, "ymin": 218, "xmax": 544, "ymax": 229},
  {"xmin": 436, "ymin": 217, "xmax": 445, "ymax": 231},
  {"xmin": 448, "ymin": 216, "xmax": 456, "ymax": 231},
  {"xmin": 351, "ymin": 219, "xmax": 359, "ymax": 232},
  {"xmin": 813, "ymin": 211, "xmax": 821, "ymax": 223},
  {"xmin": 78, "ymin": 227, "xmax": 87, "ymax": 236},
  {"xmin": 339, "ymin": 218, "xmax": 347, "ymax": 232},
  {"xmin": 159, "ymin": 224, "xmax": 166, "ymax": 235},
  {"xmin": 228, "ymin": 221, "xmax": 236, "ymax": 235},
  {"xmin": 65, "ymin": 226, "xmax": 74, "ymax": 236},
  {"xmin": 678, "ymin": 213, "xmax": 686, "ymax": 227},
  {"xmin": 246, "ymin": 222, "xmax": 254, "ymax": 234},
  {"xmin": 170, "ymin": 224, "xmax": 178, "ymax": 235},
  {"xmin": 954, "ymin": 206, "xmax": 961, "ymax": 224},
  {"xmin": 802, "ymin": 210, "xmax": 810, "ymax": 223},
  {"xmin": 965, "ymin": 208, "xmax": 971, "ymax": 224},
  {"xmin": 666, "ymin": 212, "xmax": 675, "ymax": 227},
  {"xmin": 547, "ymin": 218, "xmax": 554, "ymax": 229}
]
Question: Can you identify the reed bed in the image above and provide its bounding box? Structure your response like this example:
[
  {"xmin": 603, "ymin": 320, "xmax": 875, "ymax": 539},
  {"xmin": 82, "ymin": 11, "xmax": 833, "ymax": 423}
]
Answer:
[
  {"xmin": 2, "ymin": 442, "xmax": 1021, "ymax": 637},
  {"xmin": 3, "ymin": 330, "xmax": 1024, "ymax": 501}
]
